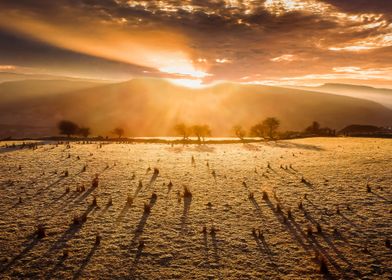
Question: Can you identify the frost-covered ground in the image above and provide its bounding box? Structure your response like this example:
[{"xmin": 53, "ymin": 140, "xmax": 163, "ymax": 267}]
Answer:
[{"xmin": 0, "ymin": 138, "xmax": 391, "ymax": 280}]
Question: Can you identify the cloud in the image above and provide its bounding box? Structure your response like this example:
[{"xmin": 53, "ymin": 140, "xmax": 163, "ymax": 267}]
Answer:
[
  {"xmin": 0, "ymin": 65, "xmax": 16, "ymax": 71},
  {"xmin": 0, "ymin": 0, "xmax": 391, "ymax": 86},
  {"xmin": 271, "ymin": 54, "xmax": 297, "ymax": 62}
]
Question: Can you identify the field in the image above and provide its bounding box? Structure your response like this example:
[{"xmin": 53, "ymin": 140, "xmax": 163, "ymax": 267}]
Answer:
[{"xmin": 0, "ymin": 138, "xmax": 391, "ymax": 279}]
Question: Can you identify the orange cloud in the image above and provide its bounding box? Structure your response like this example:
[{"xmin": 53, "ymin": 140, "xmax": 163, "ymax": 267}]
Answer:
[{"xmin": 0, "ymin": 9, "xmax": 208, "ymax": 79}]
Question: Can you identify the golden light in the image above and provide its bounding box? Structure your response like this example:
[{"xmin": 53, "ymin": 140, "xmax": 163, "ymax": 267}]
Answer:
[
  {"xmin": 158, "ymin": 65, "xmax": 210, "ymax": 78},
  {"xmin": 167, "ymin": 78, "xmax": 205, "ymax": 88}
]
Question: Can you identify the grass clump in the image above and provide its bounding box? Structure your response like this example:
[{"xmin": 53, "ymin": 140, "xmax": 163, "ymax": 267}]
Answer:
[{"xmin": 184, "ymin": 186, "xmax": 192, "ymax": 198}]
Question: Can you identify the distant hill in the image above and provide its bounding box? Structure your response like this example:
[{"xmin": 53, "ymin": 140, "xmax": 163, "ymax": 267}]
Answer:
[
  {"xmin": 0, "ymin": 78, "xmax": 391, "ymax": 138},
  {"xmin": 0, "ymin": 79, "xmax": 102, "ymax": 103},
  {"xmin": 0, "ymin": 71, "xmax": 109, "ymax": 83},
  {"xmin": 293, "ymin": 83, "xmax": 392, "ymax": 109}
]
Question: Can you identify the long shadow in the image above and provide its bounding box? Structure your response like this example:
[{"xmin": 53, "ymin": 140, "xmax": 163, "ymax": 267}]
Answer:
[
  {"xmin": 33, "ymin": 177, "xmax": 65, "ymax": 198},
  {"xmin": 249, "ymin": 197, "xmax": 265, "ymax": 220},
  {"xmin": 371, "ymin": 192, "xmax": 391, "ymax": 203},
  {"xmin": 202, "ymin": 231, "xmax": 209, "ymax": 265},
  {"xmin": 134, "ymin": 181, "xmax": 143, "ymax": 198},
  {"xmin": 130, "ymin": 198, "xmax": 156, "ymax": 246},
  {"xmin": 148, "ymin": 172, "xmax": 159, "ymax": 188},
  {"xmin": 252, "ymin": 234, "xmax": 280, "ymax": 272},
  {"xmin": 289, "ymin": 218, "xmax": 348, "ymax": 279},
  {"xmin": 0, "ymin": 236, "xmax": 41, "ymax": 273},
  {"xmin": 242, "ymin": 143, "xmax": 261, "ymax": 151},
  {"xmin": 264, "ymin": 199, "xmax": 311, "ymax": 252},
  {"xmin": 45, "ymin": 255, "xmax": 67, "ymax": 280},
  {"xmin": 180, "ymin": 195, "xmax": 192, "ymax": 233},
  {"xmin": 50, "ymin": 191, "xmax": 69, "ymax": 205},
  {"xmin": 267, "ymin": 141, "xmax": 325, "ymax": 151},
  {"xmin": 0, "ymin": 200, "xmax": 21, "ymax": 216},
  {"xmin": 74, "ymin": 183, "xmax": 98, "ymax": 204},
  {"xmin": 253, "ymin": 234, "xmax": 273, "ymax": 256},
  {"xmin": 302, "ymin": 210, "xmax": 320, "ymax": 226},
  {"xmin": 72, "ymin": 243, "xmax": 99, "ymax": 280},
  {"xmin": 211, "ymin": 234, "xmax": 220, "ymax": 264},
  {"xmin": 129, "ymin": 244, "xmax": 144, "ymax": 276},
  {"xmin": 308, "ymin": 235, "xmax": 350, "ymax": 279},
  {"xmin": 321, "ymin": 234, "xmax": 355, "ymax": 270},
  {"xmin": 115, "ymin": 203, "xmax": 131, "ymax": 225},
  {"xmin": 97, "ymin": 203, "xmax": 111, "ymax": 218},
  {"xmin": 338, "ymin": 213, "xmax": 361, "ymax": 232},
  {"xmin": 47, "ymin": 205, "xmax": 95, "ymax": 254},
  {"xmin": 193, "ymin": 145, "xmax": 215, "ymax": 153}
]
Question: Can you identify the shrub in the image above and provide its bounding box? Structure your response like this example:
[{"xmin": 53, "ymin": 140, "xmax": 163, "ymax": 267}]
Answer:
[
  {"xmin": 184, "ymin": 186, "xmax": 192, "ymax": 198},
  {"xmin": 386, "ymin": 238, "xmax": 391, "ymax": 249},
  {"xmin": 36, "ymin": 224, "xmax": 46, "ymax": 238},
  {"xmin": 92, "ymin": 175, "xmax": 99, "ymax": 188},
  {"xmin": 276, "ymin": 203, "xmax": 282, "ymax": 213},
  {"xmin": 95, "ymin": 233, "xmax": 101, "ymax": 245},
  {"xmin": 144, "ymin": 202, "xmax": 151, "ymax": 214},
  {"xmin": 319, "ymin": 257, "xmax": 329, "ymax": 274},
  {"xmin": 316, "ymin": 223, "xmax": 322, "ymax": 234},
  {"xmin": 307, "ymin": 225, "xmax": 313, "ymax": 237},
  {"xmin": 127, "ymin": 195, "xmax": 133, "ymax": 205}
]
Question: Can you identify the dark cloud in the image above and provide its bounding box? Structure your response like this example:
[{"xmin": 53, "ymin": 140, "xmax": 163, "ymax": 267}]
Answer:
[{"xmin": 319, "ymin": 0, "xmax": 392, "ymax": 14}]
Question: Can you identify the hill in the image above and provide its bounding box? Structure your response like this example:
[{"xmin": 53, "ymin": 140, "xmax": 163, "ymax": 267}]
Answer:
[
  {"xmin": 293, "ymin": 83, "xmax": 392, "ymax": 109},
  {"xmin": 0, "ymin": 78, "xmax": 391, "ymax": 138}
]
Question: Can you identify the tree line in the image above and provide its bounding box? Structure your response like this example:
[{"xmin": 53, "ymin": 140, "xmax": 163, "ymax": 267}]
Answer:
[
  {"xmin": 57, "ymin": 118, "xmax": 335, "ymax": 140},
  {"xmin": 57, "ymin": 120, "xmax": 125, "ymax": 139}
]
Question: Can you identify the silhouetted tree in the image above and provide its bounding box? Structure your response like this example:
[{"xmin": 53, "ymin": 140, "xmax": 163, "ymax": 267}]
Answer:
[
  {"xmin": 112, "ymin": 127, "xmax": 125, "ymax": 139},
  {"xmin": 192, "ymin": 124, "xmax": 211, "ymax": 142},
  {"xmin": 174, "ymin": 123, "xmax": 190, "ymax": 140},
  {"xmin": 305, "ymin": 121, "xmax": 320, "ymax": 134},
  {"xmin": 250, "ymin": 123, "xmax": 265, "ymax": 139},
  {"xmin": 233, "ymin": 125, "xmax": 246, "ymax": 140},
  {"xmin": 305, "ymin": 121, "xmax": 335, "ymax": 136},
  {"xmin": 78, "ymin": 127, "xmax": 91, "ymax": 138},
  {"xmin": 58, "ymin": 120, "xmax": 79, "ymax": 138},
  {"xmin": 262, "ymin": 117, "xmax": 280, "ymax": 139}
]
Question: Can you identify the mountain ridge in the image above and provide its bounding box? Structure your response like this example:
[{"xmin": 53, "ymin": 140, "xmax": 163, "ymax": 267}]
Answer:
[{"xmin": 0, "ymin": 78, "xmax": 391, "ymax": 138}]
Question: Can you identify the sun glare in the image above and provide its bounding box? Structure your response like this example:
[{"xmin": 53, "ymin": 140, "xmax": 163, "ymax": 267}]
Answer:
[
  {"xmin": 167, "ymin": 78, "xmax": 205, "ymax": 88},
  {"xmin": 159, "ymin": 65, "xmax": 210, "ymax": 78}
]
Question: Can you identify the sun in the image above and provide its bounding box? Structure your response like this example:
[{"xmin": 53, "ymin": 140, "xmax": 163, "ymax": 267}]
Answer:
[{"xmin": 167, "ymin": 78, "xmax": 205, "ymax": 88}]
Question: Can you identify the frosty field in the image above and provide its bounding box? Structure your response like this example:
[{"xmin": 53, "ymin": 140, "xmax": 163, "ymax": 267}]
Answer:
[{"xmin": 0, "ymin": 138, "xmax": 391, "ymax": 280}]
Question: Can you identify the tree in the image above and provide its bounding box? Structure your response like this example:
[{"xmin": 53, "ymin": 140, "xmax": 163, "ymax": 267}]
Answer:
[
  {"xmin": 112, "ymin": 127, "xmax": 125, "ymax": 139},
  {"xmin": 174, "ymin": 123, "xmax": 190, "ymax": 140},
  {"xmin": 262, "ymin": 117, "xmax": 280, "ymax": 139},
  {"xmin": 58, "ymin": 120, "xmax": 79, "ymax": 138},
  {"xmin": 233, "ymin": 125, "xmax": 246, "ymax": 140},
  {"xmin": 305, "ymin": 121, "xmax": 320, "ymax": 134},
  {"xmin": 200, "ymin": 125, "xmax": 211, "ymax": 142},
  {"xmin": 191, "ymin": 124, "xmax": 211, "ymax": 142},
  {"xmin": 250, "ymin": 123, "xmax": 265, "ymax": 139},
  {"xmin": 78, "ymin": 127, "xmax": 91, "ymax": 138}
]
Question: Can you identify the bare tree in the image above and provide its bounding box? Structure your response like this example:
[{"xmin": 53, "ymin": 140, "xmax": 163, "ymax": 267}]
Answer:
[
  {"xmin": 192, "ymin": 124, "xmax": 211, "ymax": 142},
  {"xmin": 250, "ymin": 123, "xmax": 264, "ymax": 139},
  {"xmin": 112, "ymin": 127, "xmax": 125, "ymax": 139},
  {"xmin": 174, "ymin": 123, "xmax": 190, "ymax": 140},
  {"xmin": 58, "ymin": 120, "xmax": 79, "ymax": 138},
  {"xmin": 250, "ymin": 117, "xmax": 280, "ymax": 140},
  {"xmin": 305, "ymin": 121, "xmax": 320, "ymax": 134},
  {"xmin": 78, "ymin": 127, "xmax": 91, "ymax": 138},
  {"xmin": 262, "ymin": 117, "xmax": 280, "ymax": 140},
  {"xmin": 233, "ymin": 125, "xmax": 246, "ymax": 141}
]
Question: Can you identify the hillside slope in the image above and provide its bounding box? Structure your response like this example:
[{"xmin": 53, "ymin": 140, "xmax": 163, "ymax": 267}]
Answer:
[
  {"xmin": 0, "ymin": 78, "xmax": 391, "ymax": 137},
  {"xmin": 294, "ymin": 83, "xmax": 392, "ymax": 109}
]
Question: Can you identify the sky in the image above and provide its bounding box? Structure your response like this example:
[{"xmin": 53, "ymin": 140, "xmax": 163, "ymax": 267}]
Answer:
[{"xmin": 0, "ymin": 0, "xmax": 392, "ymax": 88}]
